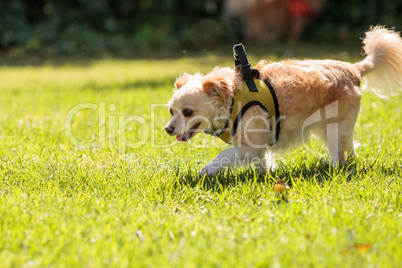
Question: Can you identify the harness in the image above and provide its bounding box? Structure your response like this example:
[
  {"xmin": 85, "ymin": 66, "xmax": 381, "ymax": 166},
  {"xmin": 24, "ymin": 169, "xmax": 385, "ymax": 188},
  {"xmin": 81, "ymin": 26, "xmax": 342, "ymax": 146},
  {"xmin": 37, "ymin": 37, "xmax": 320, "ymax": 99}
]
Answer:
[{"xmin": 205, "ymin": 44, "xmax": 280, "ymax": 145}]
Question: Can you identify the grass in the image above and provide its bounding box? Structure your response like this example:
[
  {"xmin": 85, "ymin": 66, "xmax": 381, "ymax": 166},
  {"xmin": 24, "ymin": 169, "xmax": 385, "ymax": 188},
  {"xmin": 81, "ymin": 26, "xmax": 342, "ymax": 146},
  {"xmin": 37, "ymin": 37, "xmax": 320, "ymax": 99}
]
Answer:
[{"xmin": 0, "ymin": 47, "xmax": 401, "ymax": 267}]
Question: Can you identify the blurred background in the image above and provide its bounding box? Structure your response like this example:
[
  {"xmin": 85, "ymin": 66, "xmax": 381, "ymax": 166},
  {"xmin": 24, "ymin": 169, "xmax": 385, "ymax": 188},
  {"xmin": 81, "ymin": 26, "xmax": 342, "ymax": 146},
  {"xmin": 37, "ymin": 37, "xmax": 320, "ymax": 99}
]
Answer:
[{"xmin": 0, "ymin": 0, "xmax": 401, "ymax": 59}]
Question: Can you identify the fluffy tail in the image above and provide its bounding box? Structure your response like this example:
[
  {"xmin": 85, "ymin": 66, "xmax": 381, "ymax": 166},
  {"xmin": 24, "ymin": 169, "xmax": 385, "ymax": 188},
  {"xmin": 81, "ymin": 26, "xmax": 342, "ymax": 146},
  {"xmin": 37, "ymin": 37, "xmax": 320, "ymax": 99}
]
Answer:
[{"xmin": 354, "ymin": 26, "xmax": 402, "ymax": 97}]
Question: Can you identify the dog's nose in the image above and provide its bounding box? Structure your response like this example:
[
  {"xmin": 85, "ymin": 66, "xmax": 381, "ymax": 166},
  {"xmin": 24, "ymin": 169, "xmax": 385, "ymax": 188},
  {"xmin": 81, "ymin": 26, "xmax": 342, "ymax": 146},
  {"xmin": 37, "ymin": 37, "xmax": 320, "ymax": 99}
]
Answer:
[{"xmin": 165, "ymin": 126, "xmax": 174, "ymax": 134}]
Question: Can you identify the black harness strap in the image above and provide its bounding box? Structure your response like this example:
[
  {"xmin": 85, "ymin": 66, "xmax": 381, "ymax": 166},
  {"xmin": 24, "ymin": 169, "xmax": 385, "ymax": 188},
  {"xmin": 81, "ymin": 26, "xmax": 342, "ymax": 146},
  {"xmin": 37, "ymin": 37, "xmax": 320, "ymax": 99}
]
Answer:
[
  {"xmin": 262, "ymin": 78, "xmax": 281, "ymax": 143},
  {"xmin": 231, "ymin": 100, "xmax": 268, "ymax": 138},
  {"xmin": 233, "ymin": 44, "xmax": 259, "ymax": 92}
]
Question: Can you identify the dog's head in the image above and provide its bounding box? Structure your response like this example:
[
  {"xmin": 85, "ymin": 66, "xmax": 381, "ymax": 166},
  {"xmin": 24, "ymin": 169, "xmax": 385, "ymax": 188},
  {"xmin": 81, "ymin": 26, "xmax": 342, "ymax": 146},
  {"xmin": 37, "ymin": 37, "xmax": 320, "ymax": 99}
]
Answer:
[{"xmin": 165, "ymin": 67, "xmax": 236, "ymax": 142}]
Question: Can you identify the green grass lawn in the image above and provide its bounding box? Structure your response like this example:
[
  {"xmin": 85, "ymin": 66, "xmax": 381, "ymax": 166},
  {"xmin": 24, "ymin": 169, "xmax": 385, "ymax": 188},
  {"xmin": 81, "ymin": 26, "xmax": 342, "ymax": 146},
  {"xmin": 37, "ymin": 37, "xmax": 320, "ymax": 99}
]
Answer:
[{"xmin": 0, "ymin": 48, "xmax": 401, "ymax": 267}]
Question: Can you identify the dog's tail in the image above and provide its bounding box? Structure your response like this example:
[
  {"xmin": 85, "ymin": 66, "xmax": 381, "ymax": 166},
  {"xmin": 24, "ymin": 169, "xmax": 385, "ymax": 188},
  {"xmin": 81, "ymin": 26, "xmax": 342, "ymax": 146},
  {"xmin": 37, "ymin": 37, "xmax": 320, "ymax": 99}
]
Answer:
[{"xmin": 354, "ymin": 26, "xmax": 402, "ymax": 97}]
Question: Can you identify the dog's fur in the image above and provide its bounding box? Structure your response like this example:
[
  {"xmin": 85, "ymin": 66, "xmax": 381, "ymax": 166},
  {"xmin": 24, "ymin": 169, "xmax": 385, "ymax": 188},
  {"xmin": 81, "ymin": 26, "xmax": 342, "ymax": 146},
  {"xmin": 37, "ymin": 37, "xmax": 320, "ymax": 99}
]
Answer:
[{"xmin": 165, "ymin": 26, "xmax": 402, "ymax": 176}]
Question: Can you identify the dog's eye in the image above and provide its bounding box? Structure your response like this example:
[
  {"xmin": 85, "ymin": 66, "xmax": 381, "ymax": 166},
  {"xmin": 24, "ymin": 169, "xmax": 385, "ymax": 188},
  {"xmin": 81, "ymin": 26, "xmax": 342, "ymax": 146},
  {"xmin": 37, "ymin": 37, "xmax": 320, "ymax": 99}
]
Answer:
[
  {"xmin": 169, "ymin": 108, "xmax": 173, "ymax": 116},
  {"xmin": 183, "ymin": 109, "xmax": 193, "ymax": 117}
]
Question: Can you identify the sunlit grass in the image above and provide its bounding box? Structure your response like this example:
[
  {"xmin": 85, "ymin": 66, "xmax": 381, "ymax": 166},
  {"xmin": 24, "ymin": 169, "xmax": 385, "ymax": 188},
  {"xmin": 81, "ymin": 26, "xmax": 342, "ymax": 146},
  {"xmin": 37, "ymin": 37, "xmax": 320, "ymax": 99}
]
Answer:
[{"xmin": 0, "ymin": 50, "xmax": 401, "ymax": 267}]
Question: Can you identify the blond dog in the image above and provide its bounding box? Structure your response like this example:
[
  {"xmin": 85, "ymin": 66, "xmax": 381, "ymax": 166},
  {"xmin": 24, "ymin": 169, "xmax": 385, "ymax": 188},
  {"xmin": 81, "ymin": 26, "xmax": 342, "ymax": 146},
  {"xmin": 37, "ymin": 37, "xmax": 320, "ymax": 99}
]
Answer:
[{"xmin": 165, "ymin": 26, "xmax": 402, "ymax": 176}]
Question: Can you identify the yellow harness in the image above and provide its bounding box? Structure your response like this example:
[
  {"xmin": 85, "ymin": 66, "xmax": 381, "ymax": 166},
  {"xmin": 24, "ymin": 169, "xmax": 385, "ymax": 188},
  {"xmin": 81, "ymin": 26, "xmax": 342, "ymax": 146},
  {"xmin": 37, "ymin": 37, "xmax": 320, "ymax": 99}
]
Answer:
[
  {"xmin": 205, "ymin": 44, "xmax": 280, "ymax": 145},
  {"xmin": 217, "ymin": 78, "xmax": 279, "ymax": 144}
]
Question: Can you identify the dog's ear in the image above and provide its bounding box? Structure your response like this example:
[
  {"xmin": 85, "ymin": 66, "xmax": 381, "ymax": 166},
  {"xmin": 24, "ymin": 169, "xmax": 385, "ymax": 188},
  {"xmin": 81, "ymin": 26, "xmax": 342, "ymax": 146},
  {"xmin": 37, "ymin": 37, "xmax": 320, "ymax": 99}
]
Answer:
[
  {"xmin": 175, "ymin": 73, "xmax": 191, "ymax": 89},
  {"xmin": 201, "ymin": 71, "xmax": 232, "ymax": 101}
]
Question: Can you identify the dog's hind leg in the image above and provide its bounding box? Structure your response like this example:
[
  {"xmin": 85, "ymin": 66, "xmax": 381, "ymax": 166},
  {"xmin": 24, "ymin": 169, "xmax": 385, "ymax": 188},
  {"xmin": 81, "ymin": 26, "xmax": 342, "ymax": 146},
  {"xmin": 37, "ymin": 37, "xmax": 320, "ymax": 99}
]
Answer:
[
  {"xmin": 339, "ymin": 98, "xmax": 360, "ymax": 163},
  {"xmin": 326, "ymin": 122, "xmax": 343, "ymax": 165},
  {"xmin": 339, "ymin": 117, "xmax": 359, "ymax": 163},
  {"xmin": 340, "ymin": 133, "xmax": 356, "ymax": 159},
  {"xmin": 327, "ymin": 106, "xmax": 360, "ymax": 165}
]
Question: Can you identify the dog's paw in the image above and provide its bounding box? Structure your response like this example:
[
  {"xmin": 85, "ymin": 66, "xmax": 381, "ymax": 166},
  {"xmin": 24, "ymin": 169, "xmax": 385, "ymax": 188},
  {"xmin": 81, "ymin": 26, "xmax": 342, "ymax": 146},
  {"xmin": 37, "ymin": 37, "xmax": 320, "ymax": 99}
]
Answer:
[
  {"xmin": 199, "ymin": 166, "xmax": 218, "ymax": 177},
  {"xmin": 199, "ymin": 167, "xmax": 207, "ymax": 177}
]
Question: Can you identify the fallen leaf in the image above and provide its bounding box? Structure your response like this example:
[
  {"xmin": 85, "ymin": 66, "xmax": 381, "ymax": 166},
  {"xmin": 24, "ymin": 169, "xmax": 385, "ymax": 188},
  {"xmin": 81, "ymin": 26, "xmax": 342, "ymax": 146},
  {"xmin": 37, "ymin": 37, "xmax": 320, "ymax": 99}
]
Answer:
[{"xmin": 274, "ymin": 179, "xmax": 290, "ymax": 193}]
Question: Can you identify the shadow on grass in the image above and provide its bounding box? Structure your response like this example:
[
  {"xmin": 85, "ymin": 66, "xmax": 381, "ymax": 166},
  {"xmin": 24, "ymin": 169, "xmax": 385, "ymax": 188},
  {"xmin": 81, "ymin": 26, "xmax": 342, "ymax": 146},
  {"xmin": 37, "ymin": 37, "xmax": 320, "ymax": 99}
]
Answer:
[
  {"xmin": 180, "ymin": 169, "xmax": 270, "ymax": 192},
  {"xmin": 175, "ymin": 156, "xmax": 393, "ymax": 192}
]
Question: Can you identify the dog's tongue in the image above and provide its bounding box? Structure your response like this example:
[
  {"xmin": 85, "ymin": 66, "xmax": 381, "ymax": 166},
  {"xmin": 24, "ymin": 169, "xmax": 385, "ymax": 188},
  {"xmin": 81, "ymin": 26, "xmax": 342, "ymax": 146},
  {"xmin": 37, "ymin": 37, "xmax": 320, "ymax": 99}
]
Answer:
[
  {"xmin": 176, "ymin": 134, "xmax": 184, "ymax": 142},
  {"xmin": 176, "ymin": 132, "xmax": 190, "ymax": 142}
]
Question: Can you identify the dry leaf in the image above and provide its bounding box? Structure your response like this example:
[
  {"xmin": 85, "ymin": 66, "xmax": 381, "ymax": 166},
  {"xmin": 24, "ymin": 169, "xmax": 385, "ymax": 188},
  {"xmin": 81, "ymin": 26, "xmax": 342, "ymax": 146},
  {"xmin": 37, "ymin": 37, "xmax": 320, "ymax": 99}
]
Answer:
[{"xmin": 274, "ymin": 179, "xmax": 290, "ymax": 193}]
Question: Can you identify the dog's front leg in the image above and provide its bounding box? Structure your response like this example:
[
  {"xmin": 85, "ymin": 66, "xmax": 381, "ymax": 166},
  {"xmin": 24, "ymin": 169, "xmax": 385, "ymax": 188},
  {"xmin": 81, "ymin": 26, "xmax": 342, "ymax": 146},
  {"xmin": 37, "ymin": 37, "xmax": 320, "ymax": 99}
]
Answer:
[{"xmin": 199, "ymin": 146, "xmax": 260, "ymax": 176}]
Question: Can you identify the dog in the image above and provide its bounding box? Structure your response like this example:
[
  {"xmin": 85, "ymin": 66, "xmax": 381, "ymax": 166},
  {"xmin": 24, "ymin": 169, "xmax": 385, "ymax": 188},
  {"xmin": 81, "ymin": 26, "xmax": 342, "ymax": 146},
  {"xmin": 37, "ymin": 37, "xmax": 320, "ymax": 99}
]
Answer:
[{"xmin": 165, "ymin": 26, "xmax": 402, "ymax": 176}]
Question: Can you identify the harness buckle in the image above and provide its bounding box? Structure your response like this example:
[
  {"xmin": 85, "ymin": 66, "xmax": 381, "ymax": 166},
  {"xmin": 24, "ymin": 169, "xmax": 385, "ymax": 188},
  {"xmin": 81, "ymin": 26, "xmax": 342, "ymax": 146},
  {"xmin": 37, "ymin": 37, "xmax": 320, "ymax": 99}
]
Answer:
[{"xmin": 239, "ymin": 63, "xmax": 251, "ymax": 70}]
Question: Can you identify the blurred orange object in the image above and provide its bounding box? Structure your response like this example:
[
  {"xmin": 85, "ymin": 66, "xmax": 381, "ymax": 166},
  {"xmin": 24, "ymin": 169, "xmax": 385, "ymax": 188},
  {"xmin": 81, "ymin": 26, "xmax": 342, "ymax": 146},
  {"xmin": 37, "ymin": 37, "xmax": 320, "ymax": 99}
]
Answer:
[
  {"xmin": 223, "ymin": 0, "xmax": 326, "ymax": 42},
  {"xmin": 287, "ymin": 0, "xmax": 313, "ymax": 19},
  {"xmin": 344, "ymin": 243, "xmax": 372, "ymax": 253}
]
